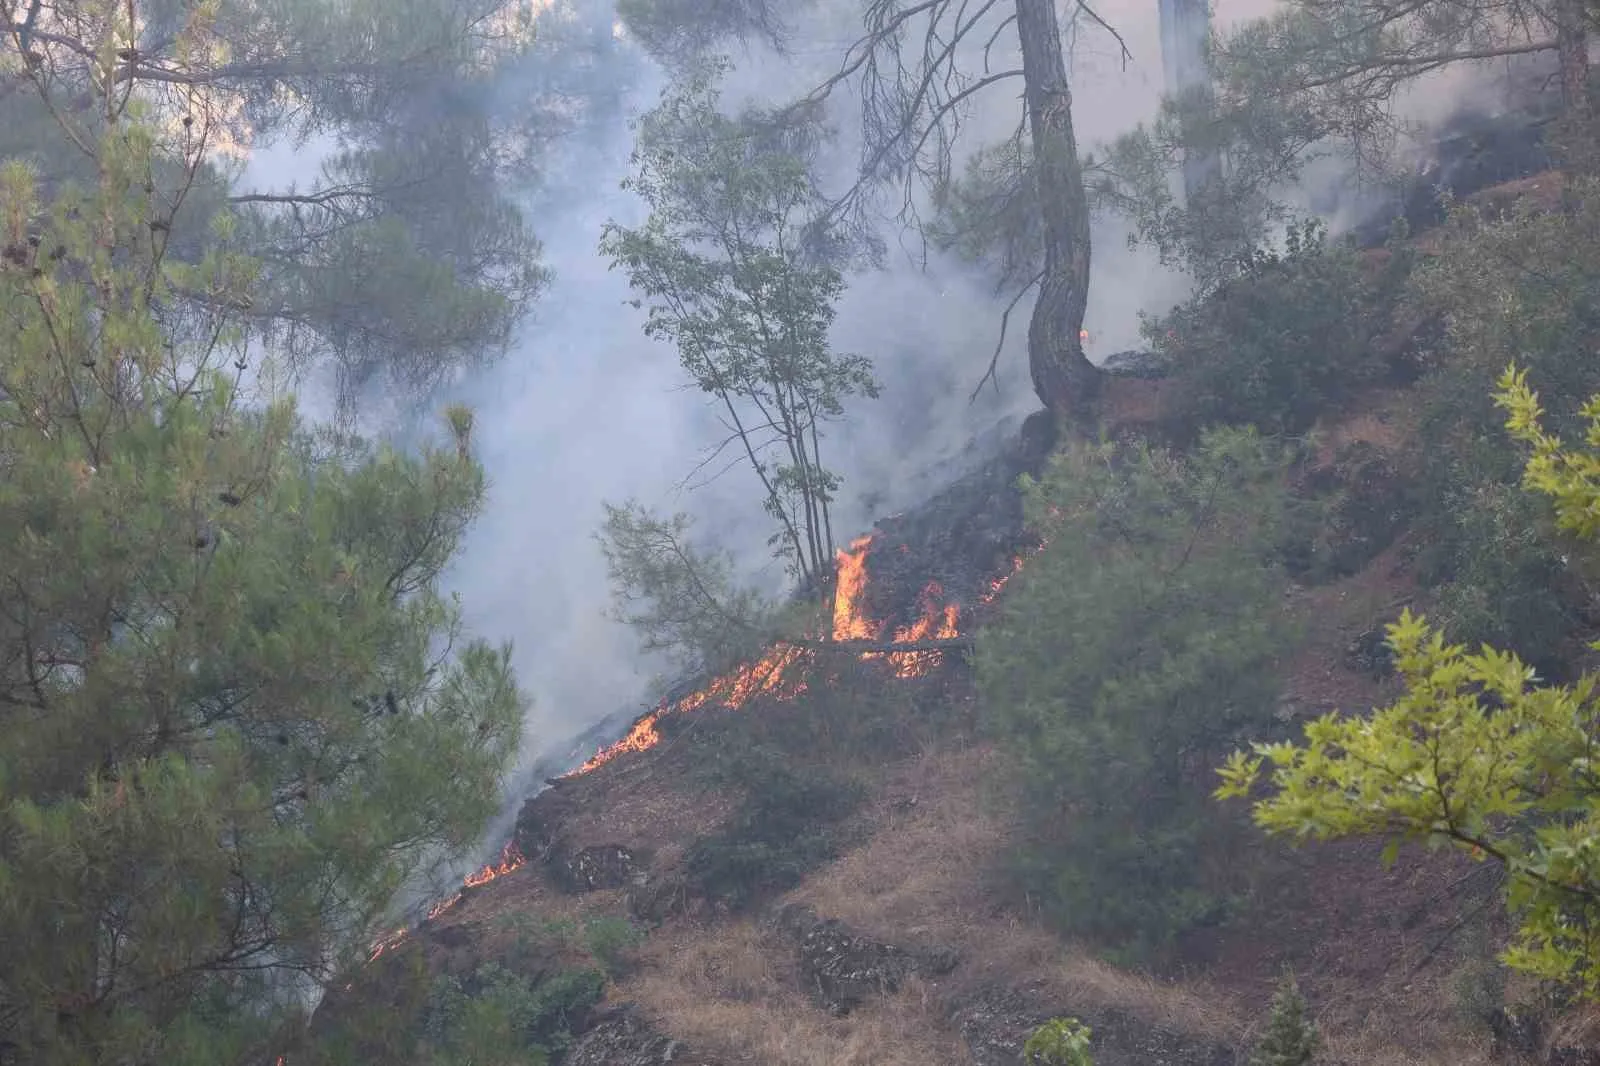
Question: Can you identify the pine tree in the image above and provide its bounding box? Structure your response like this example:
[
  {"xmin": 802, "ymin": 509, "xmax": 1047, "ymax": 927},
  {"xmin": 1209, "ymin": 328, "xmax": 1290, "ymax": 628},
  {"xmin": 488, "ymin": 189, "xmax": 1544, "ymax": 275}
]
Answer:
[
  {"xmin": 0, "ymin": 66, "xmax": 524, "ymax": 1066},
  {"xmin": 1251, "ymin": 975, "xmax": 1320, "ymax": 1066}
]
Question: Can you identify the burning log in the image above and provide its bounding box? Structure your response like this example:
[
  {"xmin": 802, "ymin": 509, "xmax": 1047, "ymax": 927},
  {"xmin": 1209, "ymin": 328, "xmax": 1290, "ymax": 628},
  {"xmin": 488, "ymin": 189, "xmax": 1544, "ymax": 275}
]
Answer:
[{"xmin": 776, "ymin": 635, "xmax": 974, "ymax": 654}]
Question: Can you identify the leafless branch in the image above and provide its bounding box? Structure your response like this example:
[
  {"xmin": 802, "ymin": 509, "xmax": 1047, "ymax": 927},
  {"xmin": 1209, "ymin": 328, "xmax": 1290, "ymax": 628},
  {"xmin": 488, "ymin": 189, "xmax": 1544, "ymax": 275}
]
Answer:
[{"xmin": 970, "ymin": 267, "xmax": 1045, "ymax": 401}]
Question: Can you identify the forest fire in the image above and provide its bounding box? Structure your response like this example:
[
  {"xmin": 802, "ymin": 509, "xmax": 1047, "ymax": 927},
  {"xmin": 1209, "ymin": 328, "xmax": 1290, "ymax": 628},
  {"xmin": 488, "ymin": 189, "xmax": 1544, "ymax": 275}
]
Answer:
[
  {"xmin": 570, "ymin": 531, "xmax": 996, "ymax": 775},
  {"xmin": 365, "ymin": 842, "xmax": 529, "ymax": 959}
]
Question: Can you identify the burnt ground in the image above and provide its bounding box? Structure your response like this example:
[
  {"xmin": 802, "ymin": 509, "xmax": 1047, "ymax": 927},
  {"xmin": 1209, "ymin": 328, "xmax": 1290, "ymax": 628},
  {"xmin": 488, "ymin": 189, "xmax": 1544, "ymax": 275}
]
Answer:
[{"xmin": 306, "ymin": 172, "xmax": 1600, "ymax": 1066}]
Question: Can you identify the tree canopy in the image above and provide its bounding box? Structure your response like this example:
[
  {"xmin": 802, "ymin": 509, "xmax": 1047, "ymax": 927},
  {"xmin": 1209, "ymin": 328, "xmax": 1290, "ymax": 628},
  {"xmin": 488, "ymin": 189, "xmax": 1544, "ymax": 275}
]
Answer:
[
  {"xmin": 599, "ymin": 63, "xmax": 877, "ymax": 606},
  {"xmin": 2, "ymin": 0, "xmax": 556, "ymax": 411},
  {"xmin": 0, "ymin": 40, "xmax": 524, "ymax": 1066}
]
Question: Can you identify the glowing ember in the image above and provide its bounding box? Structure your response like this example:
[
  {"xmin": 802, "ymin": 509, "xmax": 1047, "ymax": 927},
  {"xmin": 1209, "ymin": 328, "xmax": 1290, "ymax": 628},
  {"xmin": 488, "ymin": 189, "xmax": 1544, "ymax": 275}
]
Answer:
[
  {"xmin": 366, "ymin": 925, "xmax": 409, "ymax": 963},
  {"xmin": 427, "ymin": 892, "xmax": 464, "ymax": 920}
]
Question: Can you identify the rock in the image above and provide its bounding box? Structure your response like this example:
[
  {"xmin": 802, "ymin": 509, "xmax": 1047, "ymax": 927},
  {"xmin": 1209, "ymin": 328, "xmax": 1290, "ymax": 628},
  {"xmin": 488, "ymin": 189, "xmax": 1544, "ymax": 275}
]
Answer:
[
  {"xmin": 628, "ymin": 875, "xmax": 691, "ymax": 925},
  {"xmin": 553, "ymin": 844, "xmax": 647, "ymax": 894},
  {"xmin": 1101, "ymin": 349, "xmax": 1173, "ymax": 380},
  {"xmin": 563, "ymin": 1005, "xmax": 720, "ymax": 1066},
  {"xmin": 951, "ymin": 985, "xmax": 1235, "ymax": 1066},
  {"xmin": 773, "ymin": 904, "xmax": 960, "ymax": 1016},
  {"xmin": 1488, "ymin": 1006, "xmax": 1542, "ymax": 1058},
  {"xmin": 1344, "ymin": 626, "xmax": 1395, "ymax": 678},
  {"xmin": 1549, "ymin": 1048, "xmax": 1600, "ymax": 1066}
]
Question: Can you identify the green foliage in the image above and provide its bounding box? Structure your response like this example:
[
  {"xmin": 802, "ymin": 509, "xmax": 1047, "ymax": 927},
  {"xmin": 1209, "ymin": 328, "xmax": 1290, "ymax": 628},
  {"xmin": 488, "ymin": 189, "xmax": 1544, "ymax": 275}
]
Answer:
[
  {"xmin": 1024, "ymin": 1017, "xmax": 1094, "ymax": 1066},
  {"xmin": 685, "ymin": 744, "xmax": 863, "ymax": 908},
  {"xmin": 3, "ymin": 0, "xmax": 555, "ymax": 411},
  {"xmin": 581, "ymin": 917, "xmax": 647, "ymax": 978},
  {"xmin": 615, "ymin": 0, "xmax": 804, "ymax": 61},
  {"xmin": 417, "ymin": 961, "xmax": 603, "ymax": 1066},
  {"xmin": 1147, "ymin": 220, "xmax": 1390, "ymax": 435},
  {"xmin": 1405, "ymin": 183, "xmax": 1600, "ymax": 666},
  {"xmin": 596, "ymin": 501, "xmax": 779, "ymax": 679},
  {"xmin": 1219, "ymin": 360, "xmax": 1600, "ymax": 996},
  {"xmin": 1251, "ymin": 975, "xmax": 1319, "ymax": 1066},
  {"xmin": 1098, "ymin": 0, "xmax": 1578, "ymax": 280},
  {"xmin": 600, "ymin": 60, "xmax": 876, "ymax": 593},
  {"xmin": 0, "ymin": 110, "xmax": 524, "ymax": 1064},
  {"xmin": 977, "ymin": 428, "xmax": 1299, "ymax": 954}
]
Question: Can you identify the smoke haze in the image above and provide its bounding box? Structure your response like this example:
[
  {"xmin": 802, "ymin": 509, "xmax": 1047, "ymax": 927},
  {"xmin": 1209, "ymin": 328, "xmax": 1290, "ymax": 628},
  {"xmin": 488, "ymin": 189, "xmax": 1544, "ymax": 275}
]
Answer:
[{"xmin": 249, "ymin": 0, "xmax": 1545, "ymax": 838}]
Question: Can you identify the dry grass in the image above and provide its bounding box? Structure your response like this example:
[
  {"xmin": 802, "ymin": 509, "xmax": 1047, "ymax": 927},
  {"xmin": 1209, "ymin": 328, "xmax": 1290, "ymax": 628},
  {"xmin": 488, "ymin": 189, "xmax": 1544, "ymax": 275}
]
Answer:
[
  {"xmin": 783, "ymin": 744, "xmax": 1244, "ymax": 1045},
  {"xmin": 619, "ymin": 919, "xmax": 967, "ymax": 1066}
]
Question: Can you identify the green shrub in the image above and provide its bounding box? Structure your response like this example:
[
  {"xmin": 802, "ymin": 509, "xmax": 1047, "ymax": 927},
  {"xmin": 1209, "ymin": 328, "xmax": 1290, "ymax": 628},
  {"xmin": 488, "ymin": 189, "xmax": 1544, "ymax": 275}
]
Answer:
[
  {"xmin": 977, "ymin": 428, "xmax": 1298, "ymax": 956},
  {"xmin": 1402, "ymin": 183, "xmax": 1600, "ymax": 672},
  {"xmin": 1024, "ymin": 1018, "xmax": 1094, "ymax": 1066},
  {"xmin": 1148, "ymin": 219, "xmax": 1392, "ymax": 435},
  {"xmin": 1250, "ymin": 974, "xmax": 1319, "ymax": 1066},
  {"xmin": 582, "ymin": 917, "xmax": 646, "ymax": 977}
]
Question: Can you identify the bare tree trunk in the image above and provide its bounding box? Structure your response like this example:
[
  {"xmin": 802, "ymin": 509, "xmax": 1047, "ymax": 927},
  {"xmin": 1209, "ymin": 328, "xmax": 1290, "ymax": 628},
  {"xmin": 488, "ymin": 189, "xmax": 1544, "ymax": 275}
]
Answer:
[{"xmin": 1015, "ymin": 0, "xmax": 1102, "ymax": 419}]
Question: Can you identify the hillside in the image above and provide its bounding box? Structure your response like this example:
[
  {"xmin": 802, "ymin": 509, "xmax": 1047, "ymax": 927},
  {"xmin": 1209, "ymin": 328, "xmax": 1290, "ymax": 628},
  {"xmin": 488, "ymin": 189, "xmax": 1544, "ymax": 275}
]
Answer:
[{"xmin": 304, "ymin": 166, "xmax": 1600, "ymax": 1065}]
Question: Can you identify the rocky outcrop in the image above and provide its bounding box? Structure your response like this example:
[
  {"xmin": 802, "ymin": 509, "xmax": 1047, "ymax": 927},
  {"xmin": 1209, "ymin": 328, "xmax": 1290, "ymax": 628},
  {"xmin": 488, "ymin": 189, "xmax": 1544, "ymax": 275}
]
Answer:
[
  {"xmin": 773, "ymin": 904, "xmax": 960, "ymax": 1016},
  {"xmin": 563, "ymin": 1005, "xmax": 720, "ymax": 1066},
  {"xmin": 552, "ymin": 844, "xmax": 648, "ymax": 894},
  {"xmin": 952, "ymin": 985, "xmax": 1235, "ymax": 1066}
]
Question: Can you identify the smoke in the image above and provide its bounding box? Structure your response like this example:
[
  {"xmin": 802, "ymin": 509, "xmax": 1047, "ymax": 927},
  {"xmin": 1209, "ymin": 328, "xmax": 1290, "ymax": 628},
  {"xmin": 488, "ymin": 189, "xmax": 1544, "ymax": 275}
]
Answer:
[
  {"xmin": 430, "ymin": 0, "xmax": 1200, "ymax": 802},
  {"xmin": 258, "ymin": 0, "xmax": 1555, "ymax": 858}
]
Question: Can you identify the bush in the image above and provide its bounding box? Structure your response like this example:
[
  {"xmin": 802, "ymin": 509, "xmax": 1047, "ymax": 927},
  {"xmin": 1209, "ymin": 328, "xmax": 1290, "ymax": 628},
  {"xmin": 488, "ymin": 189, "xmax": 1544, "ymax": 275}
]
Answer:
[
  {"xmin": 1403, "ymin": 182, "xmax": 1600, "ymax": 671},
  {"xmin": 1149, "ymin": 219, "xmax": 1393, "ymax": 435},
  {"xmin": 582, "ymin": 917, "xmax": 646, "ymax": 977},
  {"xmin": 1024, "ymin": 1018, "xmax": 1094, "ymax": 1066},
  {"xmin": 685, "ymin": 744, "xmax": 864, "ymax": 908},
  {"xmin": 421, "ymin": 962, "xmax": 603, "ymax": 1065},
  {"xmin": 977, "ymin": 428, "xmax": 1299, "ymax": 956},
  {"xmin": 1250, "ymin": 975, "xmax": 1319, "ymax": 1066}
]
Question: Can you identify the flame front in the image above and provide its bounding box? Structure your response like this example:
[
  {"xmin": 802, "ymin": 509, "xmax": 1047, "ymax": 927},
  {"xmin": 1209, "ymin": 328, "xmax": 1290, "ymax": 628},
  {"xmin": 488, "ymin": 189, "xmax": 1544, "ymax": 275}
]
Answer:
[
  {"xmin": 465, "ymin": 841, "xmax": 527, "ymax": 887},
  {"xmin": 359, "ymin": 533, "xmax": 1052, "ymax": 977},
  {"xmin": 570, "ymin": 530, "xmax": 1034, "ymax": 775}
]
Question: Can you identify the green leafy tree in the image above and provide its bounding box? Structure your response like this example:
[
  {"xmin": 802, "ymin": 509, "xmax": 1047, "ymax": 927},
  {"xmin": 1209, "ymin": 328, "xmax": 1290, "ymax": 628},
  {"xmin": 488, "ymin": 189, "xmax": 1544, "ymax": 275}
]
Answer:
[
  {"xmin": 596, "ymin": 501, "xmax": 778, "ymax": 678},
  {"xmin": 977, "ymin": 428, "xmax": 1299, "ymax": 953},
  {"xmin": 3, "ymin": 0, "xmax": 552, "ymax": 411},
  {"xmin": 618, "ymin": 0, "xmax": 1125, "ymax": 417},
  {"xmin": 1024, "ymin": 1017, "xmax": 1093, "ymax": 1066},
  {"xmin": 1251, "ymin": 975, "xmax": 1319, "ymax": 1066},
  {"xmin": 0, "ymin": 98, "xmax": 524, "ymax": 1066},
  {"xmin": 1216, "ymin": 367, "xmax": 1600, "ymax": 999},
  {"xmin": 600, "ymin": 62, "xmax": 877, "ymax": 604}
]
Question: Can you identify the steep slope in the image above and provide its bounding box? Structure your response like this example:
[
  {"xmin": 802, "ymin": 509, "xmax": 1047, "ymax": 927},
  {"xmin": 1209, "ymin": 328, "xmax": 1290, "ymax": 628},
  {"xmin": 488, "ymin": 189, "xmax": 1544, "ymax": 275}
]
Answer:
[{"xmin": 303, "ymin": 170, "xmax": 1597, "ymax": 1066}]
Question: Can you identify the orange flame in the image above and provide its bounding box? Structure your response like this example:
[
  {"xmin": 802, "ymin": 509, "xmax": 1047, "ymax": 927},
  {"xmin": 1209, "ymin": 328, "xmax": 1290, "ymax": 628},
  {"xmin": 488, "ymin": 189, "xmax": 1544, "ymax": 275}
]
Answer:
[
  {"xmin": 465, "ymin": 841, "xmax": 527, "ymax": 887},
  {"xmin": 570, "ymin": 530, "xmax": 1028, "ymax": 775},
  {"xmin": 366, "ymin": 925, "xmax": 409, "ymax": 963}
]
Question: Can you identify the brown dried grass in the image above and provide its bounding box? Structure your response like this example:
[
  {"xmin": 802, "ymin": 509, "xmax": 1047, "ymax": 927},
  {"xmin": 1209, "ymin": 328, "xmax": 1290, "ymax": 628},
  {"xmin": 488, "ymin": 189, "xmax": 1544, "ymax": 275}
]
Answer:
[{"xmin": 620, "ymin": 919, "xmax": 967, "ymax": 1066}]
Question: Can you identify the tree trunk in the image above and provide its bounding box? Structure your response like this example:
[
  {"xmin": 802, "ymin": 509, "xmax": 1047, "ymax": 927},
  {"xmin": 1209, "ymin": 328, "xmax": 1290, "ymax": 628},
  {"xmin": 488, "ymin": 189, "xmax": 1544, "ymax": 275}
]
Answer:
[
  {"xmin": 1555, "ymin": 0, "xmax": 1595, "ymax": 172},
  {"xmin": 1015, "ymin": 0, "xmax": 1102, "ymax": 419},
  {"xmin": 1557, "ymin": 0, "xmax": 1591, "ymax": 120}
]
